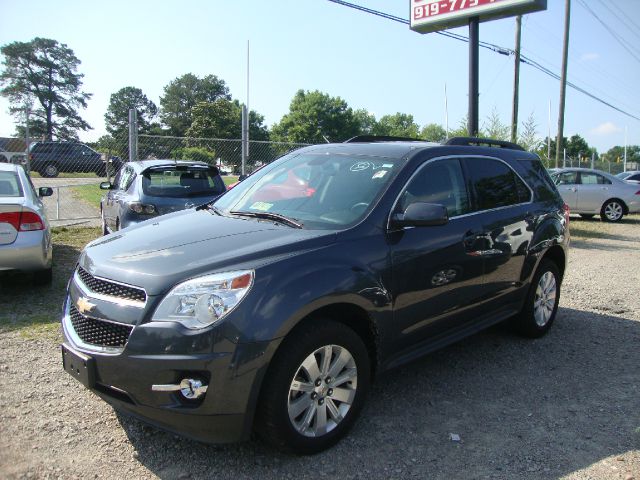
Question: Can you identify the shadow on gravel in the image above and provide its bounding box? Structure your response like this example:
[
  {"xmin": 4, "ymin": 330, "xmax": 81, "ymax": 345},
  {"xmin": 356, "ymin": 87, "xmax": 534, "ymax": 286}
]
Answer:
[{"xmin": 116, "ymin": 307, "xmax": 640, "ymax": 480}]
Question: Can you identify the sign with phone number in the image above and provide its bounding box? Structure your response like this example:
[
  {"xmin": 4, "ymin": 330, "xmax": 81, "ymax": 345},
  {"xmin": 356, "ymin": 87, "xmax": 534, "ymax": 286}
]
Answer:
[{"xmin": 410, "ymin": 0, "xmax": 546, "ymax": 33}]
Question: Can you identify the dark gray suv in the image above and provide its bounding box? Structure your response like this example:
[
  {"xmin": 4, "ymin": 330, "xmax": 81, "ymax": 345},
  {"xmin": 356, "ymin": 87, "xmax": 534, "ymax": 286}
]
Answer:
[
  {"xmin": 61, "ymin": 137, "xmax": 570, "ymax": 454},
  {"xmin": 29, "ymin": 141, "xmax": 119, "ymax": 177}
]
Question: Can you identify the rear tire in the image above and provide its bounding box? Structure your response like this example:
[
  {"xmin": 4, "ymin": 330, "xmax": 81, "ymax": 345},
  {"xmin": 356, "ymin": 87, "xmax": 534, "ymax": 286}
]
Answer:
[
  {"xmin": 41, "ymin": 163, "xmax": 59, "ymax": 178},
  {"xmin": 255, "ymin": 319, "xmax": 371, "ymax": 454},
  {"xmin": 512, "ymin": 259, "xmax": 560, "ymax": 338},
  {"xmin": 600, "ymin": 199, "xmax": 624, "ymax": 222}
]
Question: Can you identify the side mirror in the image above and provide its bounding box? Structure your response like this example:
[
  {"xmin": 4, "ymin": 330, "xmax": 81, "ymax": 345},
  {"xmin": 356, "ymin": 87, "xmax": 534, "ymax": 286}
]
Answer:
[
  {"xmin": 38, "ymin": 187, "xmax": 53, "ymax": 197},
  {"xmin": 390, "ymin": 202, "xmax": 449, "ymax": 229},
  {"xmin": 99, "ymin": 182, "xmax": 113, "ymax": 190}
]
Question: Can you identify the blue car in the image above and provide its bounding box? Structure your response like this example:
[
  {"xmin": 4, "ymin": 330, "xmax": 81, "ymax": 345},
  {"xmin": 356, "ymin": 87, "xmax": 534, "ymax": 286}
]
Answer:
[{"xmin": 100, "ymin": 160, "xmax": 226, "ymax": 234}]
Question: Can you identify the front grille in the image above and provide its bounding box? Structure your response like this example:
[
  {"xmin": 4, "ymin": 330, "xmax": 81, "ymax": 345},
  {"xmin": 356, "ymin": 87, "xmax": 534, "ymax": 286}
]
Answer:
[
  {"xmin": 76, "ymin": 266, "xmax": 146, "ymax": 303},
  {"xmin": 69, "ymin": 305, "xmax": 133, "ymax": 348}
]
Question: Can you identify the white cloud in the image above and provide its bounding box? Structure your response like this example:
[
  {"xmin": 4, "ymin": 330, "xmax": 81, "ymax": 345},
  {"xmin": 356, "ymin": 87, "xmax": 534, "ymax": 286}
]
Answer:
[
  {"xmin": 590, "ymin": 122, "xmax": 621, "ymax": 136},
  {"xmin": 580, "ymin": 52, "xmax": 600, "ymax": 62}
]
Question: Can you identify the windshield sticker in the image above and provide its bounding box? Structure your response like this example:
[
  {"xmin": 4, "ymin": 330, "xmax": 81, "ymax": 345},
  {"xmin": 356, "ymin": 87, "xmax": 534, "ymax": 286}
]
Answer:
[
  {"xmin": 350, "ymin": 161, "xmax": 373, "ymax": 172},
  {"xmin": 250, "ymin": 202, "xmax": 273, "ymax": 212},
  {"xmin": 372, "ymin": 170, "xmax": 388, "ymax": 179}
]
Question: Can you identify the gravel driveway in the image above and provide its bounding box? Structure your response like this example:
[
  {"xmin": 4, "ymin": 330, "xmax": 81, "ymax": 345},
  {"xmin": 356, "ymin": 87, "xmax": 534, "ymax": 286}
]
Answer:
[{"xmin": 1, "ymin": 218, "xmax": 638, "ymax": 480}]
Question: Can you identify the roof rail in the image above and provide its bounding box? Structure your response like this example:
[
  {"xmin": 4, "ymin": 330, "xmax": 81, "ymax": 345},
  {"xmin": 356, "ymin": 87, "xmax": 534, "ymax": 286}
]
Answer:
[
  {"xmin": 344, "ymin": 135, "xmax": 423, "ymax": 143},
  {"xmin": 444, "ymin": 137, "xmax": 525, "ymax": 151}
]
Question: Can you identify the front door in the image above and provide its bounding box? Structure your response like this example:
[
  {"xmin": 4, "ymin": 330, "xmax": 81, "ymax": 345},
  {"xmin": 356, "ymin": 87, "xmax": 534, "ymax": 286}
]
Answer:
[{"xmin": 389, "ymin": 158, "xmax": 485, "ymax": 352}]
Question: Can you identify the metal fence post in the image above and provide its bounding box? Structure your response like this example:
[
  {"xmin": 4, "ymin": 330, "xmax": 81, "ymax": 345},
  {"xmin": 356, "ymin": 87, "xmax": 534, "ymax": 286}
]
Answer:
[
  {"xmin": 55, "ymin": 187, "xmax": 60, "ymax": 220},
  {"xmin": 241, "ymin": 105, "xmax": 248, "ymax": 175},
  {"xmin": 129, "ymin": 109, "xmax": 138, "ymax": 162}
]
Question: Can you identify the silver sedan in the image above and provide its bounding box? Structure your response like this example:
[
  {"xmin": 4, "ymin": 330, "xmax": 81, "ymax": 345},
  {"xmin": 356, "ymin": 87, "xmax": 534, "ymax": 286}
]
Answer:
[
  {"xmin": 0, "ymin": 163, "xmax": 54, "ymax": 284},
  {"xmin": 550, "ymin": 167, "xmax": 640, "ymax": 222}
]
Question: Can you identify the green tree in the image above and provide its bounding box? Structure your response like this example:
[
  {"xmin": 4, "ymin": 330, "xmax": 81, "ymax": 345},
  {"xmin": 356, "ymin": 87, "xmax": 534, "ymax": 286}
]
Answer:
[
  {"xmin": 483, "ymin": 108, "xmax": 509, "ymax": 141},
  {"xmin": 105, "ymin": 86, "xmax": 158, "ymax": 136},
  {"xmin": 160, "ymin": 73, "xmax": 230, "ymax": 136},
  {"xmin": 421, "ymin": 123, "xmax": 447, "ymax": 142},
  {"xmin": 186, "ymin": 99, "xmax": 269, "ymax": 140},
  {"xmin": 271, "ymin": 89, "xmax": 360, "ymax": 143},
  {"xmin": 604, "ymin": 145, "xmax": 640, "ymax": 164},
  {"xmin": 517, "ymin": 112, "xmax": 541, "ymax": 152},
  {"xmin": 373, "ymin": 113, "xmax": 420, "ymax": 138},
  {"xmin": 353, "ymin": 109, "xmax": 377, "ymax": 135},
  {"xmin": 0, "ymin": 37, "xmax": 92, "ymax": 140}
]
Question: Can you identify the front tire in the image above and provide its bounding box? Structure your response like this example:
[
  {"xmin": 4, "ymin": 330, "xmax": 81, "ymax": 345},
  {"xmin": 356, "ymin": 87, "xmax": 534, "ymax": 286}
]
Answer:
[
  {"xmin": 41, "ymin": 163, "xmax": 59, "ymax": 178},
  {"xmin": 600, "ymin": 199, "xmax": 624, "ymax": 222},
  {"xmin": 512, "ymin": 259, "xmax": 561, "ymax": 338},
  {"xmin": 255, "ymin": 319, "xmax": 371, "ymax": 454}
]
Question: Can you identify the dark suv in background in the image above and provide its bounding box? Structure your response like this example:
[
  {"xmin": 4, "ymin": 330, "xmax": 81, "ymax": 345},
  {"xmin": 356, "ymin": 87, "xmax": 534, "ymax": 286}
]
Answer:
[
  {"xmin": 29, "ymin": 141, "xmax": 121, "ymax": 177},
  {"xmin": 61, "ymin": 137, "xmax": 569, "ymax": 454}
]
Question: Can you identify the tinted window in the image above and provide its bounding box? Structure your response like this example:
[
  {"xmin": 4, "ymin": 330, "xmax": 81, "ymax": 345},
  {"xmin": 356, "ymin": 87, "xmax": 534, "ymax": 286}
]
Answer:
[
  {"xmin": 398, "ymin": 158, "xmax": 470, "ymax": 217},
  {"xmin": 580, "ymin": 172, "xmax": 610, "ymax": 185},
  {"xmin": 517, "ymin": 159, "xmax": 558, "ymax": 202},
  {"xmin": 629, "ymin": 174, "xmax": 640, "ymax": 181},
  {"xmin": 464, "ymin": 158, "xmax": 528, "ymax": 211},
  {"xmin": 142, "ymin": 168, "xmax": 225, "ymax": 197}
]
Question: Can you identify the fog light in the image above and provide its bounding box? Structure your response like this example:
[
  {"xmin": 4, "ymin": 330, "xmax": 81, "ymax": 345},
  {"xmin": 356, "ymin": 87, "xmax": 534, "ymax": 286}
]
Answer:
[{"xmin": 151, "ymin": 378, "xmax": 208, "ymax": 399}]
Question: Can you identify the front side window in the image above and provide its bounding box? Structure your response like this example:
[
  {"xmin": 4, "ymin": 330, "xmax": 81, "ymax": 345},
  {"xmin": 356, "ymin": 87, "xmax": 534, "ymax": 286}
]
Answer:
[
  {"xmin": 117, "ymin": 167, "xmax": 134, "ymax": 191},
  {"xmin": 464, "ymin": 158, "xmax": 530, "ymax": 211},
  {"xmin": 553, "ymin": 171, "xmax": 578, "ymax": 185},
  {"xmin": 397, "ymin": 158, "xmax": 470, "ymax": 217},
  {"xmin": 215, "ymin": 152, "xmax": 405, "ymax": 229}
]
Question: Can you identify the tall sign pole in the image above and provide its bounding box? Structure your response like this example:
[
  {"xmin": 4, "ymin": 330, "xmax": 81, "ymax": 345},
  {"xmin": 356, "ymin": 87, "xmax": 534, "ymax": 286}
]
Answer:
[
  {"xmin": 468, "ymin": 17, "xmax": 479, "ymax": 137},
  {"xmin": 555, "ymin": 0, "xmax": 571, "ymax": 168}
]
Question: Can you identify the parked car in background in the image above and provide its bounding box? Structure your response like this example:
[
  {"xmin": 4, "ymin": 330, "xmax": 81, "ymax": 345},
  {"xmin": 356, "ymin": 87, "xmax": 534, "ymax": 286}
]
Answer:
[
  {"xmin": 62, "ymin": 137, "xmax": 569, "ymax": 454},
  {"xmin": 99, "ymin": 160, "xmax": 226, "ymax": 234},
  {"xmin": 0, "ymin": 163, "xmax": 53, "ymax": 284},
  {"xmin": 616, "ymin": 171, "xmax": 640, "ymax": 184},
  {"xmin": 550, "ymin": 167, "xmax": 640, "ymax": 222},
  {"xmin": 29, "ymin": 141, "xmax": 122, "ymax": 178}
]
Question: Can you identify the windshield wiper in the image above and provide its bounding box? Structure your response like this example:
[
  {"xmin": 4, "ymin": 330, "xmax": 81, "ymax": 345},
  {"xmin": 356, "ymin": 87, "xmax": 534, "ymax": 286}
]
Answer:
[
  {"xmin": 230, "ymin": 211, "xmax": 303, "ymax": 229},
  {"xmin": 196, "ymin": 202, "xmax": 223, "ymax": 215}
]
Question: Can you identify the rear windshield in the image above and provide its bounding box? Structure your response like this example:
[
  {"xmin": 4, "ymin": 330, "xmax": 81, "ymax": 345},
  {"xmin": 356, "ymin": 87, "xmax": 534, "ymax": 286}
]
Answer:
[
  {"xmin": 0, "ymin": 171, "xmax": 23, "ymax": 197},
  {"xmin": 141, "ymin": 168, "xmax": 225, "ymax": 198}
]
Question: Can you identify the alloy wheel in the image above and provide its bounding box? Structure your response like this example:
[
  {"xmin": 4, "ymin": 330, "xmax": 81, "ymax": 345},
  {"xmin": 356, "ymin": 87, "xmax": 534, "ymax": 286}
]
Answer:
[
  {"xmin": 604, "ymin": 202, "xmax": 623, "ymax": 221},
  {"xmin": 287, "ymin": 344, "xmax": 357, "ymax": 438},
  {"xmin": 533, "ymin": 271, "xmax": 557, "ymax": 327}
]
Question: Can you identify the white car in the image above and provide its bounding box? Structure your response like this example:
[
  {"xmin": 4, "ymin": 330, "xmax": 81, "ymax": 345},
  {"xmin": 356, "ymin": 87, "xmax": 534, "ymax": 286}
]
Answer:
[
  {"xmin": 550, "ymin": 168, "xmax": 640, "ymax": 222},
  {"xmin": 616, "ymin": 171, "xmax": 640, "ymax": 184},
  {"xmin": 0, "ymin": 163, "xmax": 54, "ymax": 284}
]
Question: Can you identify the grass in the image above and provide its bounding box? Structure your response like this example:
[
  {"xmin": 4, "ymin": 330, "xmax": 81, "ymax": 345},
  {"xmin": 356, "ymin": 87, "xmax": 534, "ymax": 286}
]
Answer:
[
  {"xmin": 70, "ymin": 183, "xmax": 105, "ymax": 209},
  {"xmin": 224, "ymin": 176, "xmax": 238, "ymax": 186},
  {"xmin": 30, "ymin": 171, "xmax": 103, "ymax": 179},
  {"xmin": 0, "ymin": 227, "xmax": 101, "ymax": 340},
  {"xmin": 569, "ymin": 214, "xmax": 639, "ymax": 241}
]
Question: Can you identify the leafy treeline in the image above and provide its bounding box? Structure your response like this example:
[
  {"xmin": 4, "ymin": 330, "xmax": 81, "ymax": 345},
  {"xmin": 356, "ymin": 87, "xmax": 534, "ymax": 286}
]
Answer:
[{"xmin": 1, "ymin": 37, "xmax": 635, "ymax": 164}]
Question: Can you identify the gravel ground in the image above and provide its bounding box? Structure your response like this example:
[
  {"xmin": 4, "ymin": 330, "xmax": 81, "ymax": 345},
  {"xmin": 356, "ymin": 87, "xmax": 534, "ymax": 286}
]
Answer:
[{"xmin": 1, "ymin": 216, "xmax": 639, "ymax": 480}]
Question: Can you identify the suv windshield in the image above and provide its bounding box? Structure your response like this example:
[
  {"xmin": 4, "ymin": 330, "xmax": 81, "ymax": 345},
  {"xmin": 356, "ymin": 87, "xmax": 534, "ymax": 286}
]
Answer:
[
  {"xmin": 142, "ymin": 168, "xmax": 225, "ymax": 197},
  {"xmin": 214, "ymin": 152, "xmax": 404, "ymax": 229}
]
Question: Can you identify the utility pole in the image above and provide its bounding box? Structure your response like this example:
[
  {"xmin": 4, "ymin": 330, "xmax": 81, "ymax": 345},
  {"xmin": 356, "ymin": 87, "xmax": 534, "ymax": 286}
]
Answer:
[
  {"xmin": 25, "ymin": 104, "xmax": 31, "ymax": 171},
  {"xmin": 128, "ymin": 109, "xmax": 138, "ymax": 162},
  {"xmin": 555, "ymin": 0, "xmax": 571, "ymax": 168},
  {"xmin": 468, "ymin": 17, "xmax": 480, "ymax": 137},
  {"xmin": 511, "ymin": 15, "xmax": 522, "ymax": 144}
]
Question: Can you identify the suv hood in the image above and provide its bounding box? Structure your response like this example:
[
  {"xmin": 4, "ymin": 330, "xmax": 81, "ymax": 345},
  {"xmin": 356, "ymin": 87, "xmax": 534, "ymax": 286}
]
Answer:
[{"xmin": 79, "ymin": 209, "xmax": 335, "ymax": 295}]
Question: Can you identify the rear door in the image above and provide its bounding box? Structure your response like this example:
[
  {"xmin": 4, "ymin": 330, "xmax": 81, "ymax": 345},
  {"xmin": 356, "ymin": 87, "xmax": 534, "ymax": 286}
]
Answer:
[
  {"xmin": 389, "ymin": 157, "xmax": 486, "ymax": 351},
  {"xmin": 576, "ymin": 171, "xmax": 611, "ymax": 212},
  {"xmin": 462, "ymin": 157, "xmax": 534, "ymax": 307}
]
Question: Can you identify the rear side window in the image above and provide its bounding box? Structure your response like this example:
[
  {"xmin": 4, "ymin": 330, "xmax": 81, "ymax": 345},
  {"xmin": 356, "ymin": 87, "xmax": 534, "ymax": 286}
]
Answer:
[
  {"xmin": 464, "ymin": 158, "xmax": 530, "ymax": 211},
  {"xmin": 0, "ymin": 171, "xmax": 24, "ymax": 197},
  {"xmin": 517, "ymin": 159, "xmax": 558, "ymax": 202},
  {"xmin": 579, "ymin": 172, "xmax": 611, "ymax": 185}
]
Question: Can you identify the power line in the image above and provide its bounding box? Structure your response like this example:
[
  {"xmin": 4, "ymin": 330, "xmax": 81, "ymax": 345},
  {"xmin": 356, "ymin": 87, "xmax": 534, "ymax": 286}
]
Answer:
[
  {"xmin": 576, "ymin": 0, "xmax": 640, "ymax": 64},
  {"xmin": 596, "ymin": 0, "xmax": 640, "ymax": 43},
  {"xmin": 325, "ymin": 0, "xmax": 640, "ymax": 122},
  {"xmin": 601, "ymin": 0, "xmax": 640, "ymax": 39}
]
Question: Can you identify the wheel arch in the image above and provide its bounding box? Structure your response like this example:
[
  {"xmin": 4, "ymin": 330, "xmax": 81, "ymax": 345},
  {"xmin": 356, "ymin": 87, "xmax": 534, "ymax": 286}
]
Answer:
[
  {"xmin": 541, "ymin": 244, "xmax": 566, "ymax": 281},
  {"xmin": 602, "ymin": 197, "xmax": 629, "ymax": 215}
]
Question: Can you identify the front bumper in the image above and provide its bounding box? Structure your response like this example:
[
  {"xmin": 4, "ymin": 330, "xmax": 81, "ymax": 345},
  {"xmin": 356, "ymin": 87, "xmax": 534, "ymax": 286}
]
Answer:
[
  {"xmin": 61, "ymin": 295, "xmax": 280, "ymax": 444},
  {"xmin": 0, "ymin": 229, "xmax": 51, "ymax": 272}
]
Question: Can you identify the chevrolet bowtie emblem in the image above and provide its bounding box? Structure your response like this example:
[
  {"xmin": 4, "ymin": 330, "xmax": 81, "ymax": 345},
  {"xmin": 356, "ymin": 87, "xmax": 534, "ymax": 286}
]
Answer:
[{"xmin": 76, "ymin": 296, "xmax": 96, "ymax": 315}]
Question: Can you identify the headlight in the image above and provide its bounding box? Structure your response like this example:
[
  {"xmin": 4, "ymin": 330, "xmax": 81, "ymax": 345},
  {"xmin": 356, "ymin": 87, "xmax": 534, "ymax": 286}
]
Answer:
[{"xmin": 152, "ymin": 270, "xmax": 254, "ymax": 329}]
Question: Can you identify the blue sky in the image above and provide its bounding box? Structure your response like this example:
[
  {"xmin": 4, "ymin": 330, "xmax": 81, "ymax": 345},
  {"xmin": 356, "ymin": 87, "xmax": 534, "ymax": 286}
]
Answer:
[{"xmin": 0, "ymin": 0, "xmax": 639, "ymax": 153}]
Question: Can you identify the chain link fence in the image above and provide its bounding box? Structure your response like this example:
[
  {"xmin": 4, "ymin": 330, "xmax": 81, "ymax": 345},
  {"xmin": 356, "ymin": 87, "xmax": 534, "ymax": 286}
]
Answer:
[{"xmin": 538, "ymin": 155, "xmax": 628, "ymax": 174}]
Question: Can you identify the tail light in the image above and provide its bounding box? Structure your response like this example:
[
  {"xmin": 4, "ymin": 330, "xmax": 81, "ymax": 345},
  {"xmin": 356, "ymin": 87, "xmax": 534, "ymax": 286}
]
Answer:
[
  {"xmin": 563, "ymin": 203, "xmax": 570, "ymax": 226},
  {"xmin": 0, "ymin": 211, "xmax": 44, "ymax": 231},
  {"xmin": 127, "ymin": 202, "xmax": 156, "ymax": 214}
]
